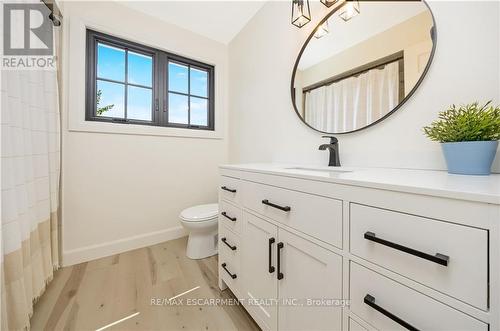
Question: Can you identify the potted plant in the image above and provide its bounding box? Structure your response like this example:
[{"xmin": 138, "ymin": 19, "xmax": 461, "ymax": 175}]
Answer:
[{"xmin": 423, "ymin": 101, "xmax": 500, "ymax": 175}]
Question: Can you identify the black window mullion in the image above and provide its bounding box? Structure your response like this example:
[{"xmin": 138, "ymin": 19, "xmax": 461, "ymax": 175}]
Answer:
[
  {"xmin": 163, "ymin": 54, "xmax": 170, "ymax": 126},
  {"xmin": 166, "ymin": 53, "xmax": 170, "ymax": 126},
  {"xmin": 187, "ymin": 64, "xmax": 191, "ymax": 126},
  {"xmin": 167, "ymin": 90, "xmax": 209, "ymax": 99},
  {"xmin": 95, "ymin": 76, "xmax": 127, "ymax": 86},
  {"xmin": 93, "ymin": 37, "xmax": 98, "ymax": 119},
  {"xmin": 206, "ymin": 85, "xmax": 209, "ymax": 127},
  {"xmin": 124, "ymin": 49, "xmax": 128, "ymax": 120},
  {"xmin": 96, "ymin": 79, "xmax": 151, "ymax": 90},
  {"xmin": 153, "ymin": 52, "xmax": 159, "ymax": 126},
  {"xmin": 209, "ymin": 67, "xmax": 214, "ymax": 129}
]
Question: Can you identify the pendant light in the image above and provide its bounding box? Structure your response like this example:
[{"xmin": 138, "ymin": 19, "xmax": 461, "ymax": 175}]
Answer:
[
  {"xmin": 320, "ymin": 0, "xmax": 339, "ymax": 8},
  {"xmin": 339, "ymin": 0, "xmax": 360, "ymax": 21},
  {"xmin": 314, "ymin": 21, "xmax": 329, "ymax": 39},
  {"xmin": 291, "ymin": 0, "xmax": 311, "ymax": 28}
]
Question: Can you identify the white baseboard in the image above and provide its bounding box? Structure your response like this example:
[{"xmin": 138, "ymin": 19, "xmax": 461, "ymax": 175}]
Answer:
[{"xmin": 62, "ymin": 226, "xmax": 187, "ymax": 266}]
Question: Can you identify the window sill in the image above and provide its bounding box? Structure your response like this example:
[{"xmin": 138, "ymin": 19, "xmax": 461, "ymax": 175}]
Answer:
[{"xmin": 68, "ymin": 120, "xmax": 223, "ymax": 139}]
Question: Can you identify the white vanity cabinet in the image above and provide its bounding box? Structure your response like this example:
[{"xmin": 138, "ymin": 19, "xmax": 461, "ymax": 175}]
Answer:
[
  {"xmin": 218, "ymin": 165, "xmax": 500, "ymax": 331},
  {"xmin": 241, "ymin": 211, "xmax": 278, "ymax": 330},
  {"xmin": 240, "ymin": 210, "xmax": 343, "ymax": 331},
  {"xmin": 276, "ymin": 226, "xmax": 343, "ymax": 331}
]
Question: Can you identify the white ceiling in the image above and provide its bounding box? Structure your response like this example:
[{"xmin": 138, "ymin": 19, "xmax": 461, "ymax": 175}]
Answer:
[
  {"xmin": 120, "ymin": 1, "xmax": 267, "ymax": 44},
  {"xmin": 299, "ymin": 1, "xmax": 430, "ymax": 70}
]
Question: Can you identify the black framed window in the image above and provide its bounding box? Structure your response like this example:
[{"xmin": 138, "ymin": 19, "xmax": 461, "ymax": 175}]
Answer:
[{"xmin": 86, "ymin": 29, "xmax": 215, "ymax": 130}]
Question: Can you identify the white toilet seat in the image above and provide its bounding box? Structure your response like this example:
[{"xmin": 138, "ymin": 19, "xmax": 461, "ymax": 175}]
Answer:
[
  {"xmin": 180, "ymin": 203, "xmax": 218, "ymax": 222},
  {"xmin": 180, "ymin": 217, "xmax": 217, "ymax": 231}
]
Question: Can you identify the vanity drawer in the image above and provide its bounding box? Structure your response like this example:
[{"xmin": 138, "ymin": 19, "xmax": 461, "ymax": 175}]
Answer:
[
  {"xmin": 219, "ymin": 200, "xmax": 242, "ymax": 234},
  {"xmin": 220, "ymin": 176, "xmax": 240, "ymax": 204},
  {"xmin": 219, "ymin": 259, "xmax": 240, "ymax": 294},
  {"xmin": 219, "ymin": 227, "xmax": 240, "ymax": 294},
  {"xmin": 350, "ymin": 203, "xmax": 488, "ymax": 310},
  {"xmin": 219, "ymin": 226, "xmax": 240, "ymax": 263},
  {"xmin": 242, "ymin": 180, "xmax": 342, "ymax": 248},
  {"xmin": 350, "ymin": 262, "xmax": 488, "ymax": 331}
]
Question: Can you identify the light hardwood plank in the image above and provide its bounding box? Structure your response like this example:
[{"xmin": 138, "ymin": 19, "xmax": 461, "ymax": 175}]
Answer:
[{"xmin": 31, "ymin": 237, "xmax": 260, "ymax": 331}]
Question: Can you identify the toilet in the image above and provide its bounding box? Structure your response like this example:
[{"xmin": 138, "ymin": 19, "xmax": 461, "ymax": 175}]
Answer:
[{"xmin": 179, "ymin": 203, "xmax": 219, "ymax": 259}]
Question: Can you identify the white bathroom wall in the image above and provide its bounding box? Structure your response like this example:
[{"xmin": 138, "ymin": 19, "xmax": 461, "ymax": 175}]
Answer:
[
  {"xmin": 228, "ymin": 1, "xmax": 500, "ymax": 172},
  {"xmin": 60, "ymin": 1, "xmax": 228, "ymax": 265}
]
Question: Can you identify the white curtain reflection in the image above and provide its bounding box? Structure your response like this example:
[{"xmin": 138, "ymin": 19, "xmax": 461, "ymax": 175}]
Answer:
[{"xmin": 305, "ymin": 61, "xmax": 399, "ymax": 132}]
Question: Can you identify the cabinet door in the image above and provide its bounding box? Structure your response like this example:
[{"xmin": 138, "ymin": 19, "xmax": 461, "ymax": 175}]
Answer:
[
  {"xmin": 241, "ymin": 211, "xmax": 278, "ymax": 331},
  {"xmin": 277, "ymin": 229, "xmax": 343, "ymax": 331}
]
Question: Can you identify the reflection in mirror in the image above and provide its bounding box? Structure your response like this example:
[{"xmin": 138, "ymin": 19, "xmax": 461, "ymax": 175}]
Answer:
[{"xmin": 292, "ymin": 1, "xmax": 435, "ymax": 134}]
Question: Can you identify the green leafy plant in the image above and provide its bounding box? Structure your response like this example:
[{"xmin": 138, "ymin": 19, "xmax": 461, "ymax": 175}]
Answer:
[
  {"xmin": 96, "ymin": 89, "xmax": 115, "ymax": 115},
  {"xmin": 423, "ymin": 101, "xmax": 500, "ymax": 142}
]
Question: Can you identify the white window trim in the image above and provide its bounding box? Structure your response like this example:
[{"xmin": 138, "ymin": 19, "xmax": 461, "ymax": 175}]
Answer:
[{"xmin": 63, "ymin": 16, "xmax": 225, "ymax": 139}]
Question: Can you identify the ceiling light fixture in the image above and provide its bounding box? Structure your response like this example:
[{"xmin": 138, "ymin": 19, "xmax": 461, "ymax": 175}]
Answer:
[
  {"xmin": 339, "ymin": 0, "xmax": 360, "ymax": 22},
  {"xmin": 314, "ymin": 21, "xmax": 329, "ymax": 39},
  {"xmin": 320, "ymin": 0, "xmax": 339, "ymax": 8},
  {"xmin": 291, "ymin": 0, "xmax": 311, "ymax": 28}
]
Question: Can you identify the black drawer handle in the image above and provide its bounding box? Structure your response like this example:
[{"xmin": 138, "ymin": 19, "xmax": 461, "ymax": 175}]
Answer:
[
  {"xmin": 364, "ymin": 294, "xmax": 419, "ymax": 331},
  {"xmin": 364, "ymin": 231, "xmax": 449, "ymax": 266},
  {"xmin": 221, "ymin": 212, "xmax": 237, "ymax": 222},
  {"xmin": 262, "ymin": 199, "xmax": 291, "ymax": 212},
  {"xmin": 277, "ymin": 242, "xmax": 284, "ymax": 280},
  {"xmin": 221, "ymin": 237, "xmax": 237, "ymax": 251},
  {"xmin": 268, "ymin": 238, "xmax": 275, "ymax": 273},
  {"xmin": 221, "ymin": 186, "xmax": 236, "ymax": 193},
  {"xmin": 221, "ymin": 263, "xmax": 237, "ymax": 279}
]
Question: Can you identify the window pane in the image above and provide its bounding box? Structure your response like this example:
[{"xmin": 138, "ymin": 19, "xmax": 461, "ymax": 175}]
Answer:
[
  {"xmin": 97, "ymin": 43, "xmax": 125, "ymax": 82},
  {"xmin": 128, "ymin": 51, "xmax": 152, "ymax": 87},
  {"xmin": 190, "ymin": 68, "xmax": 208, "ymax": 97},
  {"xmin": 127, "ymin": 86, "xmax": 152, "ymax": 121},
  {"xmin": 168, "ymin": 62, "xmax": 188, "ymax": 94},
  {"xmin": 96, "ymin": 80, "xmax": 125, "ymax": 118},
  {"xmin": 190, "ymin": 97, "xmax": 208, "ymax": 126},
  {"xmin": 168, "ymin": 93, "xmax": 188, "ymax": 124}
]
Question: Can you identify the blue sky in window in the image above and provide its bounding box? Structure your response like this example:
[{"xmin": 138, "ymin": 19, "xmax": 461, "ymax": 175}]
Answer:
[
  {"xmin": 169, "ymin": 62, "xmax": 188, "ymax": 93},
  {"xmin": 128, "ymin": 86, "xmax": 152, "ymax": 121},
  {"xmin": 96, "ymin": 47, "xmax": 208, "ymax": 123},
  {"xmin": 190, "ymin": 68, "xmax": 208, "ymax": 97},
  {"xmin": 169, "ymin": 93, "xmax": 188, "ymax": 124},
  {"xmin": 97, "ymin": 44, "xmax": 153, "ymax": 119},
  {"xmin": 190, "ymin": 97, "xmax": 208, "ymax": 126},
  {"xmin": 97, "ymin": 80, "xmax": 125, "ymax": 118},
  {"xmin": 97, "ymin": 43, "xmax": 125, "ymax": 81},
  {"xmin": 167, "ymin": 62, "xmax": 209, "ymax": 126},
  {"xmin": 128, "ymin": 51, "xmax": 152, "ymax": 87}
]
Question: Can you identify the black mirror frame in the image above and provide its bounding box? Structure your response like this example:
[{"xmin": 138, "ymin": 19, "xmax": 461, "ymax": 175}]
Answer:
[{"xmin": 290, "ymin": 0, "xmax": 437, "ymax": 135}]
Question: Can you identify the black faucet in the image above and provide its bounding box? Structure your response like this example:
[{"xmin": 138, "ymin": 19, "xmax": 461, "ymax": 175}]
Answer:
[{"xmin": 319, "ymin": 136, "xmax": 341, "ymax": 167}]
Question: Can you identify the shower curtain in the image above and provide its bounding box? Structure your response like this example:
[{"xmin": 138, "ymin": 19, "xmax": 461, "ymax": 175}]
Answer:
[
  {"xmin": 305, "ymin": 61, "xmax": 399, "ymax": 132},
  {"xmin": 1, "ymin": 27, "xmax": 61, "ymax": 331}
]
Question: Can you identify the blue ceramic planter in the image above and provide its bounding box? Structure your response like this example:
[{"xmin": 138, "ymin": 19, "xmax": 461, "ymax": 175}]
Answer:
[{"xmin": 442, "ymin": 141, "xmax": 499, "ymax": 175}]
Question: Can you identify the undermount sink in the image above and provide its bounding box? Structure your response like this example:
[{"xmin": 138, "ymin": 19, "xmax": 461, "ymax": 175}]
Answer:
[{"xmin": 285, "ymin": 166, "xmax": 353, "ymax": 173}]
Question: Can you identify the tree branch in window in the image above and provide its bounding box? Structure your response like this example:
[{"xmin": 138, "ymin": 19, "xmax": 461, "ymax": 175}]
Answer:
[{"xmin": 96, "ymin": 89, "xmax": 115, "ymax": 115}]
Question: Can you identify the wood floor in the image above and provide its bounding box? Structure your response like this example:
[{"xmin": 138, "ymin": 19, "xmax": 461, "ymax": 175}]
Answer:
[{"xmin": 30, "ymin": 237, "xmax": 260, "ymax": 331}]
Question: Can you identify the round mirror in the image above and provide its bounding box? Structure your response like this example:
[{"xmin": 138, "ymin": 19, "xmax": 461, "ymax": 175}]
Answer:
[{"xmin": 291, "ymin": 1, "xmax": 436, "ymax": 134}]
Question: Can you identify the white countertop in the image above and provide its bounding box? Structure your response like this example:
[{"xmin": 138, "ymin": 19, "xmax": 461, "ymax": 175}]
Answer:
[{"xmin": 220, "ymin": 164, "xmax": 500, "ymax": 205}]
